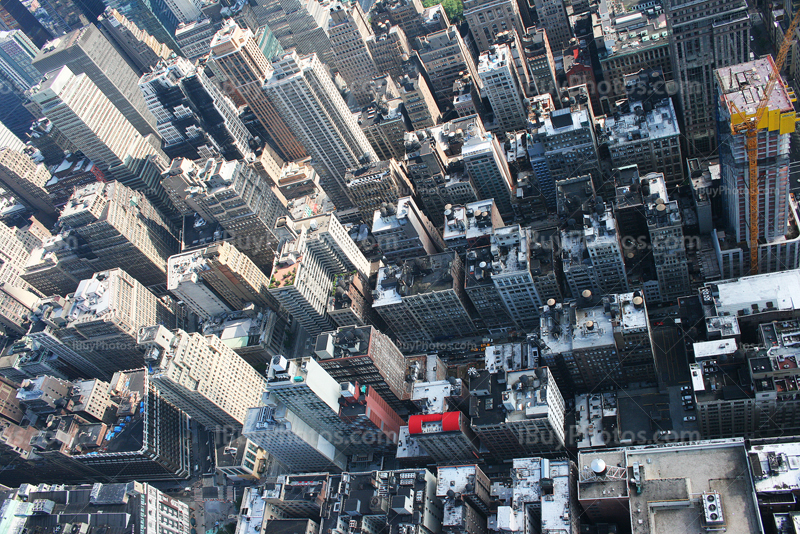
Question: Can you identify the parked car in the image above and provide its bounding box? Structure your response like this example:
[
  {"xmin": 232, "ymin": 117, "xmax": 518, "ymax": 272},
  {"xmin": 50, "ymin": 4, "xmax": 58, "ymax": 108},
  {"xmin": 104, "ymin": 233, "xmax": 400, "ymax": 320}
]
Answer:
[
  {"xmin": 681, "ymin": 386, "xmax": 691, "ymax": 392},
  {"xmin": 684, "ymin": 404, "xmax": 695, "ymax": 411},
  {"xmin": 684, "ymin": 416, "xmax": 696, "ymax": 422},
  {"xmin": 682, "ymin": 395, "xmax": 692, "ymax": 401}
]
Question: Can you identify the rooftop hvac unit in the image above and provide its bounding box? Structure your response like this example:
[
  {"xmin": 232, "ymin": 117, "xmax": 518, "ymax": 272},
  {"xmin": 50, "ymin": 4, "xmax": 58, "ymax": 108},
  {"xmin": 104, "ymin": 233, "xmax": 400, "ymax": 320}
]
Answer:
[{"xmin": 702, "ymin": 492, "xmax": 724, "ymax": 526}]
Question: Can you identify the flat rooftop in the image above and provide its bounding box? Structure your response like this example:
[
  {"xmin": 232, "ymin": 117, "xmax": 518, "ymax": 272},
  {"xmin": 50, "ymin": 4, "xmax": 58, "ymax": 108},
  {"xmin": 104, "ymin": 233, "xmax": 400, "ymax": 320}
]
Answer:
[
  {"xmin": 693, "ymin": 339, "xmax": 738, "ymax": 361},
  {"xmin": 749, "ymin": 442, "xmax": 800, "ymax": 495},
  {"xmin": 605, "ymin": 98, "xmax": 679, "ymax": 145},
  {"xmin": 579, "ymin": 440, "xmax": 762, "ymax": 534},
  {"xmin": 707, "ymin": 270, "xmax": 800, "ymax": 317},
  {"xmin": 716, "ymin": 57, "xmax": 794, "ymax": 120}
]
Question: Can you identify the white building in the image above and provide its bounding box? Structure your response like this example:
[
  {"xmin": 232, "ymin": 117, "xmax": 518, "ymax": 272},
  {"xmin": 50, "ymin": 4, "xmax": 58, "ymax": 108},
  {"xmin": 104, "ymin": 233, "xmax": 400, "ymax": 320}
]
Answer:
[
  {"xmin": 264, "ymin": 50, "xmax": 377, "ymax": 210},
  {"xmin": 373, "ymin": 196, "xmax": 445, "ymax": 262},
  {"xmin": 460, "ymin": 115, "xmax": 515, "ymax": 219},
  {"xmin": 478, "ymin": 44, "xmax": 527, "ymax": 133},
  {"xmin": 138, "ymin": 325, "xmax": 267, "ymax": 429}
]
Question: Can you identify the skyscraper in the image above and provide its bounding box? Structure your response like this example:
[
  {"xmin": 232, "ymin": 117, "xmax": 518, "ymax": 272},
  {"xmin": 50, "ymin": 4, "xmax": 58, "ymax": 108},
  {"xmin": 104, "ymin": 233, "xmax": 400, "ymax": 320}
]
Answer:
[
  {"xmin": 416, "ymin": 27, "xmax": 481, "ymax": 105},
  {"xmin": 531, "ymin": 0, "xmax": 571, "ymax": 50},
  {"xmin": 463, "ymin": 0, "xmax": 524, "ymax": 52},
  {"xmin": 717, "ymin": 57, "xmax": 793, "ymax": 254},
  {"xmin": 167, "ymin": 241, "xmax": 276, "ymax": 314},
  {"xmin": 265, "ymin": 50, "xmax": 378, "ymax": 210},
  {"xmin": 0, "ymin": 148, "xmax": 58, "ymax": 217},
  {"xmin": 0, "ymin": 30, "xmax": 40, "ymax": 92},
  {"xmin": 0, "ymin": 0, "xmax": 52, "ymax": 48},
  {"xmin": 22, "ymin": 181, "xmax": 179, "ymax": 295},
  {"xmin": 328, "ymin": 2, "xmax": 379, "ymax": 105},
  {"xmin": 139, "ymin": 57, "xmax": 253, "ymax": 161},
  {"xmin": 666, "ymin": 0, "xmax": 749, "ymax": 155},
  {"xmin": 103, "ymin": 0, "xmax": 181, "ymax": 51},
  {"xmin": 458, "ymin": 114, "xmax": 515, "ymax": 220},
  {"xmin": 97, "ymin": 8, "xmax": 173, "ymax": 76},
  {"xmin": 30, "ymin": 66, "xmax": 174, "ymax": 217},
  {"xmin": 138, "ymin": 325, "xmax": 268, "ymax": 429},
  {"xmin": 33, "ymin": 25, "xmax": 159, "ymax": 139},
  {"xmin": 478, "ymin": 44, "xmax": 527, "ymax": 133},
  {"xmin": 210, "ymin": 20, "xmax": 306, "ymax": 161},
  {"xmin": 49, "ymin": 269, "xmax": 177, "ymax": 380}
]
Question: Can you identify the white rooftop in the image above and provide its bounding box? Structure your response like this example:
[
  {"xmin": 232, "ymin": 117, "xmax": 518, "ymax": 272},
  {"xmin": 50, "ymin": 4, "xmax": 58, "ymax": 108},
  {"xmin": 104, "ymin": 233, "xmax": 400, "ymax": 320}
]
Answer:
[
  {"xmin": 711, "ymin": 270, "xmax": 800, "ymax": 317},
  {"xmin": 750, "ymin": 442, "xmax": 800, "ymax": 495},
  {"xmin": 605, "ymin": 97, "xmax": 679, "ymax": 145},
  {"xmin": 693, "ymin": 339, "xmax": 738, "ymax": 361}
]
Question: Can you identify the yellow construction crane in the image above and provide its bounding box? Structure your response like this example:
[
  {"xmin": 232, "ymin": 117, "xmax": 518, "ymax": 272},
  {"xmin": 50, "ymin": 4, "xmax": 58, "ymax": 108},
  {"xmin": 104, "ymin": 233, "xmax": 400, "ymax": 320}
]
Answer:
[{"xmin": 728, "ymin": 9, "xmax": 800, "ymax": 274}]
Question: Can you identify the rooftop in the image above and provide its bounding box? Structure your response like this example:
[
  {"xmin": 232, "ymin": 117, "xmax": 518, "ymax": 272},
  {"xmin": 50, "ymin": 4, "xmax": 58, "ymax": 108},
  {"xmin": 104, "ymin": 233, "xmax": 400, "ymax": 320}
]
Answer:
[
  {"xmin": 478, "ymin": 44, "xmax": 511, "ymax": 73},
  {"xmin": 704, "ymin": 270, "xmax": 800, "ymax": 318},
  {"xmin": 372, "ymin": 252, "xmax": 458, "ymax": 306},
  {"xmin": 604, "ymin": 97, "xmax": 679, "ymax": 145},
  {"xmin": 716, "ymin": 57, "xmax": 794, "ymax": 122},
  {"xmin": 539, "ymin": 301, "xmax": 616, "ymax": 355},
  {"xmin": 749, "ymin": 442, "xmax": 800, "ymax": 495},
  {"xmin": 693, "ymin": 339, "xmax": 738, "ymax": 361}
]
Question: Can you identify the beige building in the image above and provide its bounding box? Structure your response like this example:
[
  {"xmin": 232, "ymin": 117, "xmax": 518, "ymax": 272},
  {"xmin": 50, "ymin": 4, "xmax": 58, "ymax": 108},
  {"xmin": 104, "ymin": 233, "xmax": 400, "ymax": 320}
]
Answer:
[
  {"xmin": 463, "ymin": 0, "xmax": 524, "ymax": 52},
  {"xmin": 29, "ymin": 66, "xmax": 172, "ymax": 215},
  {"xmin": 0, "ymin": 148, "xmax": 58, "ymax": 216},
  {"xmin": 22, "ymin": 181, "xmax": 179, "ymax": 295},
  {"xmin": 210, "ymin": 20, "xmax": 305, "ymax": 161},
  {"xmin": 416, "ymin": 27, "xmax": 480, "ymax": 105},
  {"xmin": 50, "ymin": 268, "xmax": 177, "ymax": 380},
  {"xmin": 345, "ymin": 158, "xmax": 413, "ymax": 221},
  {"xmin": 138, "ymin": 325, "xmax": 268, "ymax": 429},
  {"xmin": 329, "ymin": 3, "xmax": 379, "ymax": 106}
]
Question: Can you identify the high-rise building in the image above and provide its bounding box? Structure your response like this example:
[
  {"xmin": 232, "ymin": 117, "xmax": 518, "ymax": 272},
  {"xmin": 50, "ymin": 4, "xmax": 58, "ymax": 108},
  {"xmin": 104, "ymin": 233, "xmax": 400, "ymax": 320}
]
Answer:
[
  {"xmin": 96, "ymin": 8, "xmax": 173, "ymax": 76},
  {"xmin": 666, "ymin": 0, "xmax": 749, "ymax": 155},
  {"xmin": 372, "ymin": 196, "xmax": 445, "ymax": 262},
  {"xmin": 174, "ymin": 18, "xmax": 218, "ymax": 61},
  {"xmin": 373, "ymin": 251, "xmax": 476, "ymax": 346},
  {"xmin": 0, "ymin": 482, "xmax": 192, "ymax": 531},
  {"xmin": 0, "ymin": 120, "xmax": 24, "ymax": 151},
  {"xmin": 45, "ymin": 270, "xmax": 176, "ymax": 380},
  {"xmin": 168, "ymin": 241, "xmax": 276, "ymax": 313},
  {"xmin": 329, "ymin": 2, "xmax": 379, "ymax": 105},
  {"xmin": 103, "ymin": 0, "xmax": 181, "ymax": 51},
  {"xmin": 265, "ymin": 50, "xmax": 378, "ymax": 210},
  {"xmin": 641, "ymin": 172, "xmax": 691, "ymax": 302},
  {"xmin": 470, "ymin": 367, "xmax": 566, "ymax": 459},
  {"xmin": 28, "ymin": 368, "xmax": 190, "ymax": 480},
  {"xmin": 139, "ymin": 57, "xmax": 252, "ymax": 161},
  {"xmin": 138, "ymin": 325, "xmax": 268, "ymax": 429},
  {"xmin": 328, "ymin": 270, "xmax": 381, "ymax": 327},
  {"xmin": 366, "ymin": 23, "xmax": 410, "ymax": 78},
  {"xmin": 200, "ymin": 306, "xmax": 288, "ymax": 366},
  {"xmin": 463, "ymin": 0, "xmax": 524, "ymax": 52},
  {"xmin": 29, "ymin": 66, "xmax": 173, "ymax": 217},
  {"xmin": 0, "ymin": 148, "xmax": 58, "ymax": 216},
  {"xmin": 259, "ymin": 0, "xmax": 336, "ymax": 67},
  {"xmin": 268, "ymin": 234, "xmax": 336, "ymax": 337},
  {"xmin": 478, "ymin": 44, "xmax": 527, "ymax": 133},
  {"xmin": 210, "ymin": 21, "xmax": 305, "ymax": 162},
  {"xmin": 397, "ymin": 63, "xmax": 441, "ymax": 129},
  {"xmin": 597, "ymin": 9, "xmax": 673, "ymax": 105},
  {"xmin": 0, "ymin": 0, "xmax": 53, "ymax": 48},
  {"xmin": 163, "ymin": 0, "xmax": 202, "ymax": 23},
  {"xmin": 357, "ymin": 98, "xmax": 409, "ymax": 162},
  {"xmin": 521, "ymin": 27, "xmax": 558, "ymax": 99},
  {"xmin": 531, "ymin": 105, "xmax": 600, "ymax": 188},
  {"xmin": 403, "ymin": 120, "xmax": 480, "ymax": 222},
  {"xmin": 314, "ymin": 324, "xmax": 411, "ymax": 413},
  {"xmin": 716, "ymin": 58, "xmax": 796, "ymax": 274},
  {"xmin": 605, "ymin": 71, "xmax": 684, "ymax": 187},
  {"xmin": 33, "ymin": 25, "xmax": 159, "ymax": 139},
  {"xmin": 0, "ymin": 30, "xmax": 40, "ymax": 92},
  {"xmin": 531, "ymin": 0, "xmax": 570, "ymax": 50},
  {"xmin": 458, "ymin": 114, "xmax": 515, "ymax": 220},
  {"xmin": 289, "ymin": 212, "xmax": 372, "ymax": 277},
  {"xmin": 22, "ymin": 182, "xmax": 179, "ymax": 295},
  {"xmin": 264, "ymin": 355, "xmax": 356, "ymax": 445},
  {"xmin": 370, "ymin": 0, "xmax": 426, "ymax": 41},
  {"xmin": 408, "ymin": 411, "xmax": 479, "ymax": 463},
  {"xmin": 169, "ymin": 157, "xmax": 288, "ymax": 269},
  {"xmin": 416, "ymin": 27, "xmax": 481, "ymax": 105},
  {"xmin": 243, "ymin": 404, "xmax": 347, "ymax": 472},
  {"xmin": 346, "ymin": 159, "xmax": 414, "ymax": 221},
  {"xmin": 0, "ymin": 220, "xmax": 38, "ymax": 336}
]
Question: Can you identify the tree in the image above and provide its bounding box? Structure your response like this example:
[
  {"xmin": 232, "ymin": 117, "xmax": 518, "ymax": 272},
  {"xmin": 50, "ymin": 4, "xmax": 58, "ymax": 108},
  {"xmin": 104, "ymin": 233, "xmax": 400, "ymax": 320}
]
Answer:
[{"xmin": 422, "ymin": 0, "xmax": 463, "ymax": 22}]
